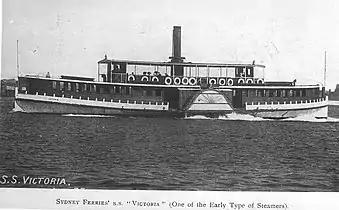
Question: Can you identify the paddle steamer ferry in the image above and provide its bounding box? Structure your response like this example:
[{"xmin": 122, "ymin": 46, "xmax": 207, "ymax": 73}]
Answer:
[{"xmin": 14, "ymin": 26, "xmax": 328, "ymax": 119}]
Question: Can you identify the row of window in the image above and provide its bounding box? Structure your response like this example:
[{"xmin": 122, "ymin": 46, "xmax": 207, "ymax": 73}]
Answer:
[
  {"xmin": 239, "ymin": 89, "xmax": 318, "ymax": 98},
  {"xmin": 52, "ymin": 81, "xmax": 162, "ymax": 97}
]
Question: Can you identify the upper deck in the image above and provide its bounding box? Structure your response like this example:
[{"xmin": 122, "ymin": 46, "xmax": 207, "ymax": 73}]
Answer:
[
  {"xmin": 95, "ymin": 26, "xmax": 271, "ymax": 87},
  {"xmin": 96, "ymin": 57, "xmax": 269, "ymax": 87}
]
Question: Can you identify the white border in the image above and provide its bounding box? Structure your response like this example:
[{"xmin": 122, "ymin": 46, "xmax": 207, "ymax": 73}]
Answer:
[{"xmin": 0, "ymin": 188, "xmax": 338, "ymax": 210}]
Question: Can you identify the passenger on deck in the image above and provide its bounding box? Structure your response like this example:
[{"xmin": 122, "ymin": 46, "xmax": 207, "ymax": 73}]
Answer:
[{"xmin": 293, "ymin": 79, "xmax": 297, "ymax": 85}]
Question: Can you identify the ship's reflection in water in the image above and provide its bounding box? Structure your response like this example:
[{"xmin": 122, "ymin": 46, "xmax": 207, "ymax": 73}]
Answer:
[{"xmin": 1, "ymin": 97, "xmax": 338, "ymax": 191}]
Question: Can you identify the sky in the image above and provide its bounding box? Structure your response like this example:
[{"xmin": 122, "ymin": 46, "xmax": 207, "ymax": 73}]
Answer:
[{"xmin": 2, "ymin": 0, "xmax": 339, "ymax": 90}]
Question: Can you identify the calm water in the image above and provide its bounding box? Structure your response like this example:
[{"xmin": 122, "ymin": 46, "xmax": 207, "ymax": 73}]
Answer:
[{"xmin": 0, "ymin": 97, "xmax": 338, "ymax": 191}]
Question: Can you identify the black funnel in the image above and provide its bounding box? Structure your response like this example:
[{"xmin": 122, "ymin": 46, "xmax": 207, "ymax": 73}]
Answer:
[{"xmin": 169, "ymin": 26, "xmax": 185, "ymax": 76}]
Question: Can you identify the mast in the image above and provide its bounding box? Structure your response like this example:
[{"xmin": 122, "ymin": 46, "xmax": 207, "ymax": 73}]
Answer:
[
  {"xmin": 324, "ymin": 51, "xmax": 327, "ymax": 88},
  {"xmin": 16, "ymin": 40, "xmax": 19, "ymax": 77}
]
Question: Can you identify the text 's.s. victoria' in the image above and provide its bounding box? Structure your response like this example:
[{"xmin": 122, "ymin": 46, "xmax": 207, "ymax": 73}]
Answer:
[{"xmin": 0, "ymin": 175, "xmax": 68, "ymax": 186}]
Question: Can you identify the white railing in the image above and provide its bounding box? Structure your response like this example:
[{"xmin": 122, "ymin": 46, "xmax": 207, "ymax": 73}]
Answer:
[
  {"xmin": 245, "ymin": 97, "xmax": 328, "ymax": 111},
  {"xmin": 18, "ymin": 92, "xmax": 169, "ymax": 111}
]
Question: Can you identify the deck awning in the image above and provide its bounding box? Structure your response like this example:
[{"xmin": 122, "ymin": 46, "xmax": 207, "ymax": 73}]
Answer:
[{"xmin": 98, "ymin": 58, "xmax": 265, "ymax": 68}]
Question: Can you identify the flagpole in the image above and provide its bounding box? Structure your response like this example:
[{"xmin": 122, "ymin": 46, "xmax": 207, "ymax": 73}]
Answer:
[
  {"xmin": 16, "ymin": 40, "xmax": 19, "ymax": 77},
  {"xmin": 324, "ymin": 51, "xmax": 327, "ymax": 89}
]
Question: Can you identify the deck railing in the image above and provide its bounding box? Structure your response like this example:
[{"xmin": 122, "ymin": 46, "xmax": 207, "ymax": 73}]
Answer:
[
  {"xmin": 20, "ymin": 91, "xmax": 169, "ymax": 111},
  {"xmin": 245, "ymin": 97, "xmax": 328, "ymax": 110}
]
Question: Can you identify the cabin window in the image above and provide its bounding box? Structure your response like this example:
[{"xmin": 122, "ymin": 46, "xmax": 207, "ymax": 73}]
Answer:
[
  {"xmin": 96, "ymin": 85, "xmax": 101, "ymax": 93},
  {"xmin": 109, "ymin": 86, "xmax": 114, "ymax": 94},
  {"xmin": 60, "ymin": 82, "xmax": 64, "ymax": 91},
  {"xmin": 155, "ymin": 90, "xmax": 162, "ymax": 97},
  {"xmin": 258, "ymin": 90, "xmax": 263, "ymax": 97},
  {"xmin": 125, "ymin": 87, "xmax": 130, "ymax": 95},
  {"xmin": 282, "ymin": 90, "xmax": 286, "ymax": 97},
  {"xmin": 264, "ymin": 90, "xmax": 269, "ymax": 97},
  {"xmin": 52, "ymin": 81, "xmax": 57, "ymax": 89},
  {"xmin": 233, "ymin": 90, "xmax": 236, "ymax": 96},
  {"xmin": 248, "ymin": 90, "xmax": 253, "ymax": 97},
  {"xmin": 84, "ymin": 84, "xmax": 87, "ymax": 91},
  {"xmin": 93, "ymin": 85, "xmax": 96, "ymax": 92},
  {"xmin": 75, "ymin": 83, "xmax": 79, "ymax": 92},
  {"xmin": 21, "ymin": 86, "xmax": 27, "ymax": 91},
  {"xmin": 296, "ymin": 90, "xmax": 300, "ymax": 97},
  {"xmin": 114, "ymin": 86, "xmax": 121, "ymax": 94},
  {"xmin": 277, "ymin": 90, "xmax": 281, "ymax": 97},
  {"xmin": 244, "ymin": 90, "xmax": 249, "ymax": 97},
  {"xmin": 268, "ymin": 90, "xmax": 274, "ymax": 97},
  {"xmin": 312, "ymin": 89, "xmax": 316, "ymax": 97},
  {"xmin": 79, "ymin": 84, "xmax": 83, "ymax": 92},
  {"xmin": 289, "ymin": 90, "xmax": 293, "ymax": 97},
  {"xmin": 301, "ymin": 90, "xmax": 306, "ymax": 97},
  {"xmin": 67, "ymin": 83, "xmax": 71, "ymax": 91},
  {"xmin": 146, "ymin": 89, "xmax": 153, "ymax": 96},
  {"xmin": 273, "ymin": 90, "xmax": 278, "ymax": 97}
]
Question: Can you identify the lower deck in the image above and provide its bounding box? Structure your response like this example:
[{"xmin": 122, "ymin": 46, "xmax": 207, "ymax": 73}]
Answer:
[{"xmin": 18, "ymin": 76, "xmax": 326, "ymax": 111}]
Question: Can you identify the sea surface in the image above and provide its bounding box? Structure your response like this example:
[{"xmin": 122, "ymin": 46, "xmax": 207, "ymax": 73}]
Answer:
[{"xmin": 0, "ymin": 97, "xmax": 338, "ymax": 191}]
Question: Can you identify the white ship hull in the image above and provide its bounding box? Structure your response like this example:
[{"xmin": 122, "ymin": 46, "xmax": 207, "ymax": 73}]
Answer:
[
  {"xmin": 185, "ymin": 90, "xmax": 328, "ymax": 119},
  {"xmin": 14, "ymin": 91, "xmax": 174, "ymax": 117},
  {"xmin": 248, "ymin": 106, "xmax": 328, "ymax": 119},
  {"xmin": 14, "ymin": 90, "xmax": 328, "ymax": 119}
]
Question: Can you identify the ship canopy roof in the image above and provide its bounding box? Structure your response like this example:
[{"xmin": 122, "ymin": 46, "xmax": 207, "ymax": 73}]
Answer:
[{"xmin": 98, "ymin": 58, "xmax": 265, "ymax": 68}]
